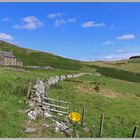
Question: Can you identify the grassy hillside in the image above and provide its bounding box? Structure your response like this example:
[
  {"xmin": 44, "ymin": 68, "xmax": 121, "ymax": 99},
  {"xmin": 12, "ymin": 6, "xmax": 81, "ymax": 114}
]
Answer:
[
  {"xmin": 1, "ymin": 40, "xmax": 140, "ymax": 138},
  {"xmin": 86, "ymin": 59, "xmax": 140, "ymax": 73},
  {"xmin": 49, "ymin": 74, "xmax": 140, "ymax": 138},
  {"xmin": 0, "ymin": 67, "xmax": 140, "ymax": 137},
  {"xmin": 0, "ymin": 40, "xmax": 82, "ymax": 70}
]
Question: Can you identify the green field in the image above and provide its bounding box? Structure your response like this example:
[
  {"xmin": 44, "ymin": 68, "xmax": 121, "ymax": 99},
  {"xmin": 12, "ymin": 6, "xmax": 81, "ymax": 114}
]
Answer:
[
  {"xmin": 0, "ymin": 65, "xmax": 140, "ymax": 138},
  {"xmin": 0, "ymin": 41, "xmax": 140, "ymax": 138},
  {"xmin": 0, "ymin": 67, "xmax": 76, "ymax": 137}
]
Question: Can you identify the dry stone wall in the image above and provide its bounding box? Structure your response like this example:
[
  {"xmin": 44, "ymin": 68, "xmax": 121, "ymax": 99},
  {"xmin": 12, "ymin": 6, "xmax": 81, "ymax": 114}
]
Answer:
[
  {"xmin": 25, "ymin": 66, "xmax": 54, "ymax": 70},
  {"xmin": 25, "ymin": 72, "xmax": 91, "ymax": 136},
  {"xmin": 27, "ymin": 72, "xmax": 91, "ymax": 107}
]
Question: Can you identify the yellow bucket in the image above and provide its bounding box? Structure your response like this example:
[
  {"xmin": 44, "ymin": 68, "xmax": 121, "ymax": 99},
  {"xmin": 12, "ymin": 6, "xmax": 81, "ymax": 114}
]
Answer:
[{"xmin": 68, "ymin": 112, "xmax": 81, "ymax": 122}]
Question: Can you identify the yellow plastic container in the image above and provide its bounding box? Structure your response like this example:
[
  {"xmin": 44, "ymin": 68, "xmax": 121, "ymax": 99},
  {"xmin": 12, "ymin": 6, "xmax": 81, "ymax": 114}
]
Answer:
[{"xmin": 68, "ymin": 112, "xmax": 81, "ymax": 122}]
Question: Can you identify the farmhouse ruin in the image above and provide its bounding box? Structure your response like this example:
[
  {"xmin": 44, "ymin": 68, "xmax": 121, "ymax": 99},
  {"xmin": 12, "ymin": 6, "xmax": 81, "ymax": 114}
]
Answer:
[{"xmin": 0, "ymin": 51, "xmax": 23, "ymax": 66}]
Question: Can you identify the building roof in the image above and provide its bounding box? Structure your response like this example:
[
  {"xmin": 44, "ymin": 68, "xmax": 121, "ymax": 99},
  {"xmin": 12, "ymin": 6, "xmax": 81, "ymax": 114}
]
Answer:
[{"xmin": 0, "ymin": 51, "xmax": 16, "ymax": 58}]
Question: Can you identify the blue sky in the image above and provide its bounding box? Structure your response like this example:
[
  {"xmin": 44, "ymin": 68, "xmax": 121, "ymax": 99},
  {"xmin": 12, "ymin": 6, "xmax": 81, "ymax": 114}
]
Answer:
[{"xmin": 0, "ymin": 2, "xmax": 140, "ymax": 61}]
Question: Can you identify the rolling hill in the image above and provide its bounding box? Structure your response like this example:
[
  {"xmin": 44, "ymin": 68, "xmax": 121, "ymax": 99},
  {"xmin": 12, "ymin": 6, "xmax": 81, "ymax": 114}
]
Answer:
[
  {"xmin": 129, "ymin": 55, "xmax": 140, "ymax": 60},
  {"xmin": 0, "ymin": 40, "xmax": 82, "ymax": 70},
  {"xmin": 1, "ymin": 40, "xmax": 140, "ymax": 138},
  {"xmin": 85, "ymin": 58, "xmax": 140, "ymax": 74}
]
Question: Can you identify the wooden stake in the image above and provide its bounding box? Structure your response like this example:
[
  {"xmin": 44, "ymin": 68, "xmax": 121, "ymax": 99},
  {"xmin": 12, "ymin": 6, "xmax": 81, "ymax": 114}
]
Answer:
[
  {"xmin": 99, "ymin": 113, "xmax": 104, "ymax": 137},
  {"xmin": 81, "ymin": 106, "xmax": 85, "ymax": 127},
  {"xmin": 58, "ymin": 97, "xmax": 61, "ymax": 106},
  {"xmin": 42, "ymin": 102, "xmax": 68, "ymax": 110},
  {"xmin": 43, "ymin": 97, "xmax": 69, "ymax": 104},
  {"xmin": 26, "ymin": 82, "xmax": 32, "ymax": 100},
  {"xmin": 132, "ymin": 126, "xmax": 138, "ymax": 138}
]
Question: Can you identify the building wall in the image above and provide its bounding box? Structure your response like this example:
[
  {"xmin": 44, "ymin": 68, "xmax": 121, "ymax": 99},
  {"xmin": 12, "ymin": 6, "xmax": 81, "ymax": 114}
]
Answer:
[
  {"xmin": 4, "ymin": 57, "xmax": 8, "ymax": 65},
  {"xmin": 4, "ymin": 57, "xmax": 12, "ymax": 65},
  {"xmin": 16, "ymin": 61, "xmax": 23, "ymax": 66},
  {"xmin": 0, "ymin": 57, "xmax": 23, "ymax": 66},
  {"xmin": 0, "ymin": 52, "xmax": 23, "ymax": 66},
  {"xmin": 11, "ymin": 58, "xmax": 17, "ymax": 65}
]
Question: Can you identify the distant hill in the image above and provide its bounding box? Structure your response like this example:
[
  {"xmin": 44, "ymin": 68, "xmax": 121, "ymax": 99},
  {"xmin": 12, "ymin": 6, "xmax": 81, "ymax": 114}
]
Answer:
[
  {"xmin": 129, "ymin": 55, "xmax": 140, "ymax": 64},
  {"xmin": 0, "ymin": 40, "xmax": 82, "ymax": 70},
  {"xmin": 85, "ymin": 58, "xmax": 140, "ymax": 73},
  {"xmin": 129, "ymin": 55, "xmax": 140, "ymax": 59}
]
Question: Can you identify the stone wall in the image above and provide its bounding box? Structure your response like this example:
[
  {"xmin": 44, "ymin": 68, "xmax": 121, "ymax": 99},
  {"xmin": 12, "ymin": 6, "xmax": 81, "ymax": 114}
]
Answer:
[
  {"xmin": 25, "ymin": 66, "xmax": 53, "ymax": 70},
  {"xmin": 25, "ymin": 72, "xmax": 91, "ymax": 136},
  {"xmin": 27, "ymin": 72, "xmax": 91, "ymax": 107}
]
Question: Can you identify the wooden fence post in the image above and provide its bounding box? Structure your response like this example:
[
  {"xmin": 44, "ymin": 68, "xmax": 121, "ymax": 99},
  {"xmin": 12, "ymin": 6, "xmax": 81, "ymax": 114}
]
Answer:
[
  {"xmin": 58, "ymin": 97, "xmax": 61, "ymax": 106},
  {"xmin": 56, "ymin": 97, "xmax": 61, "ymax": 110},
  {"xmin": 26, "ymin": 82, "xmax": 32, "ymax": 100},
  {"xmin": 132, "ymin": 126, "xmax": 138, "ymax": 138},
  {"xmin": 81, "ymin": 106, "xmax": 85, "ymax": 127},
  {"xmin": 99, "ymin": 113, "xmax": 104, "ymax": 137}
]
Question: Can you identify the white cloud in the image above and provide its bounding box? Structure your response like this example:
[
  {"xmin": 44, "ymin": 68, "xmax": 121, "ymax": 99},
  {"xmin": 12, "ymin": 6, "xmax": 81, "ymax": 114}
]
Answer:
[
  {"xmin": 14, "ymin": 16, "xmax": 44, "ymax": 30},
  {"xmin": 48, "ymin": 12, "xmax": 77, "ymax": 27},
  {"xmin": 82, "ymin": 50, "xmax": 140, "ymax": 61},
  {"xmin": 99, "ymin": 52, "xmax": 140, "ymax": 61},
  {"xmin": 102, "ymin": 41, "xmax": 114, "ymax": 45},
  {"xmin": 0, "ymin": 33, "xmax": 14, "ymax": 40},
  {"xmin": 81, "ymin": 21, "xmax": 105, "ymax": 28},
  {"xmin": 117, "ymin": 34, "xmax": 135, "ymax": 40},
  {"xmin": 2, "ymin": 17, "xmax": 10, "ymax": 22},
  {"xmin": 54, "ymin": 19, "xmax": 66, "ymax": 27},
  {"xmin": 48, "ymin": 12, "xmax": 65, "ymax": 19},
  {"xmin": 116, "ymin": 49, "xmax": 126, "ymax": 53},
  {"xmin": 67, "ymin": 17, "xmax": 77, "ymax": 23},
  {"xmin": 53, "ymin": 17, "xmax": 77, "ymax": 28}
]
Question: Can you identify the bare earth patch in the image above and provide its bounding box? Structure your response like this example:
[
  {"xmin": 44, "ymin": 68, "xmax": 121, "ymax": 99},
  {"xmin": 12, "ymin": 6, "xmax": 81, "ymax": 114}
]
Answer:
[
  {"xmin": 74, "ymin": 84, "xmax": 122, "ymax": 98},
  {"xmin": 73, "ymin": 81, "xmax": 138, "ymax": 99},
  {"xmin": 74, "ymin": 84, "xmax": 95, "ymax": 94},
  {"xmin": 99, "ymin": 88, "xmax": 120, "ymax": 98}
]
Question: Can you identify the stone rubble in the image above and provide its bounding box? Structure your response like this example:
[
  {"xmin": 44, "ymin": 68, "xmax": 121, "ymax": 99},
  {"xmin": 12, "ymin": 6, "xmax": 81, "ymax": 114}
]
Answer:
[
  {"xmin": 27, "ymin": 110, "xmax": 38, "ymax": 120},
  {"xmin": 25, "ymin": 124, "xmax": 51, "ymax": 133},
  {"xmin": 44, "ymin": 112, "xmax": 53, "ymax": 118},
  {"xmin": 25, "ymin": 127, "xmax": 37, "ymax": 133},
  {"xmin": 25, "ymin": 66, "xmax": 54, "ymax": 70},
  {"xmin": 54, "ymin": 120, "xmax": 69, "ymax": 132}
]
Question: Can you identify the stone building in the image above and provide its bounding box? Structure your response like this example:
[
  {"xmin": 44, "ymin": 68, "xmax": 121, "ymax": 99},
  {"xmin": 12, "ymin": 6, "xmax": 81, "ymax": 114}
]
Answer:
[{"xmin": 0, "ymin": 51, "xmax": 23, "ymax": 66}]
